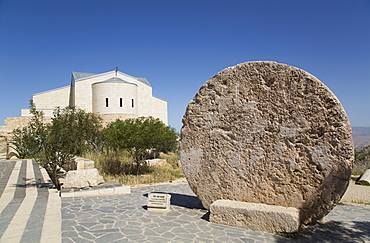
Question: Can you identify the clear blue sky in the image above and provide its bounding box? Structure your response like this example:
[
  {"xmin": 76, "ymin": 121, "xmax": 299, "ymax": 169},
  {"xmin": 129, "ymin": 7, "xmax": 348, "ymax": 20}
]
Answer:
[{"xmin": 0, "ymin": 0, "xmax": 369, "ymax": 132}]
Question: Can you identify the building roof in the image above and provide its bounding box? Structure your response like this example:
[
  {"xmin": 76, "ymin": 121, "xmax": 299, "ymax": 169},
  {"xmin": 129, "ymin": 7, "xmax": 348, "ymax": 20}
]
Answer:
[
  {"xmin": 72, "ymin": 70, "xmax": 152, "ymax": 87},
  {"xmin": 72, "ymin": 72, "xmax": 96, "ymax": 80},
  {"xmin": 92, "ymin": 77, "xmax": 138, "ymax": 86}
]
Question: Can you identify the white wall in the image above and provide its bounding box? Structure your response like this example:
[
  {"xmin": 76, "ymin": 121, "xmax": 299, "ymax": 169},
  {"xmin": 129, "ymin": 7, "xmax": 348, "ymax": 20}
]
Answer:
[
  {"xmin": 92, "ymin": 82, "xmax": 138, "ymax": 115},
  {"xmin": 33, "ymin": 86, "xmax": 70, "ymax": 111}
]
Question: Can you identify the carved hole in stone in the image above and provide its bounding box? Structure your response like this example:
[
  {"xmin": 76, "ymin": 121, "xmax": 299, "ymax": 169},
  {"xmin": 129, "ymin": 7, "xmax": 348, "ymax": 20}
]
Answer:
[
  {"xmin": 208, "ymin": 83, "xmax": 215, "ymax": 89},
  {"xmin": 318, "ymin": 127, "xmax": 325, "ymax": 137},
  {"xmin": 265, "ymin": 75, "xmax": 275, "ymax": 87},
  {"xmin": 325, "ymin": 97, "xmax": 337, "ymax": 109}
]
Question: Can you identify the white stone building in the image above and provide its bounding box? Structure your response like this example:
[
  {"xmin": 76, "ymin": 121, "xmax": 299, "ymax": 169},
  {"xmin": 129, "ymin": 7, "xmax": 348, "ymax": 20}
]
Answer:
[{"xmin": 3, "ymin": 70, "xmax": 167, "ymax": 132}]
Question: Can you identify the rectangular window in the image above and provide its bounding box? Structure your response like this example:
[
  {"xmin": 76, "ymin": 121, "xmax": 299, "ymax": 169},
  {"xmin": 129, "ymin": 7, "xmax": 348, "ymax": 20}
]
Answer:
[
  {"xmin": 120, "ymin": 98, "xmax": 123, "ymax": 107},
  {"xmin": 131, "ymin": 99, "xmax": 134, "ymax": 108},
  {"xmin": 106, "ymin": 98, "xmax": 109, "ymax": 107}
]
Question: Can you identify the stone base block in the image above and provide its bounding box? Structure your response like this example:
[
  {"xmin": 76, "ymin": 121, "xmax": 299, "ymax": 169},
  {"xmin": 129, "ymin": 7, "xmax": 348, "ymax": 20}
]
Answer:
[
  {"xmin": 210, "ymin": 200, "xmax": 300, "ymax": 233},
  {"xmin": 61, "ymin": 185, "xmax": 131, "ymax": 197},
  {"xmin": 114, "ymin": 185, "xmax": 131, "ymax": 194},
  {"xmin": 75, "ymin": 157, "xmax": 95, "ymax": 170},
  {"xmin": 359, "ymin": 169, "xmax": 370, "ymax": 184},
  {"xmin": 62, "ymin": 168, "xmax": 105, "ymax": 189}
]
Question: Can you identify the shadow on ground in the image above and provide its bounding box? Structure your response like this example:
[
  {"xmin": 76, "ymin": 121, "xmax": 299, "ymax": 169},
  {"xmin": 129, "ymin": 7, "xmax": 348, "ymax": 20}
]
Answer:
[
  {"xmin": 276, "ymin": 220, "xmax": 370, "ymax": 243},
  {"xmin": 143, "ymin": 192, "xmax": 204, "ymax": 210},
  {"xmin": 15, "ymin": 178, "xmax": 52, "ymax": 188}
]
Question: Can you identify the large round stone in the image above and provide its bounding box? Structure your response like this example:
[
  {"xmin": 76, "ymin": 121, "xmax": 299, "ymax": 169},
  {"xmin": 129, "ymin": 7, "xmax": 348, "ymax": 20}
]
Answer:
[{"xmin": 180, "ymin": 61, "xmax": 354, "ymax": 225}]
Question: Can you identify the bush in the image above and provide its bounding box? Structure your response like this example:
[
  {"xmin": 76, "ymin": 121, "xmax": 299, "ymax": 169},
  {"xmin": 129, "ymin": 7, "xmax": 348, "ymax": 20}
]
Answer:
[
  {"xmin": 10, "ymin": 103, "xmax": 103, "ymax": 189},
  {"xmin": 103, "ymin": 117, "xmax": 178, "ymax": 175},
  {"xmin": 84, "ymin": 151, "xmax": 153, "ymax": 176},
  {"xmin": 353, "ymin": 145, "xmax": 370, "ymax": 175},
  {"xmin": 84, "ymin": 151, "xmax": 184, "ymax": 185}
]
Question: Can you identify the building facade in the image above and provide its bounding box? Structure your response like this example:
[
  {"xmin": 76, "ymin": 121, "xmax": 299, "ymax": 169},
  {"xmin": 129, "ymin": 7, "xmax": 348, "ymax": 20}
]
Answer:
[
  {"xmin": 0, "ymin": 70, "xmax": 167, "ymax": 137},
  {"xmin": 20, "ymin": 70, "xmax": 168, "ymax": 125}
]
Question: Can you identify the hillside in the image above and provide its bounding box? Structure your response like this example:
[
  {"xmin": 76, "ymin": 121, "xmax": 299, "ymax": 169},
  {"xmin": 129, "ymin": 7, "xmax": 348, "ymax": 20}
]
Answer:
[{"xmin": 352, "ymin": 127, "xmax": 370, "ymax": 148}]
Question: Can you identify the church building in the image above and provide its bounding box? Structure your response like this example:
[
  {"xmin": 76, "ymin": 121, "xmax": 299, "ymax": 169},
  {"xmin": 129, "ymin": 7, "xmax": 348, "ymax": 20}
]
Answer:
[{"xmin": 21, "ymin": 69, "xmax": 168, "ymax": 125}]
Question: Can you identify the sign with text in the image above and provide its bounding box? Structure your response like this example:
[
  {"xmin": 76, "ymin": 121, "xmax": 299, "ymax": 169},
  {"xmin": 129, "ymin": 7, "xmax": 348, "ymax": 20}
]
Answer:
[{"xmin": 147, "ymin": 193, "xmax": 171, "ymax": 211}]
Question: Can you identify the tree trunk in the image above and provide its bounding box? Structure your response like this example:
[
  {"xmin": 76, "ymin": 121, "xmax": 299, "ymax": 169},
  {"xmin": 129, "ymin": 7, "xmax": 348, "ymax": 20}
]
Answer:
[{"xmin": 136, "ymin": 161, "xmax": 140, "ymax": 176}]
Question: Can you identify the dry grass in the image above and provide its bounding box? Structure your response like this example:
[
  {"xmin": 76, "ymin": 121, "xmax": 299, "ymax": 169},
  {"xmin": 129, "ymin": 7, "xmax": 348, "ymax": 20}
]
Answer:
[
  {"xmin": 83, "ymin": 150, "xmax": 184, "ymax": 185},
  {"xmin": 101, "ymin": 167, "xmax": 184, "ymax": 185}
]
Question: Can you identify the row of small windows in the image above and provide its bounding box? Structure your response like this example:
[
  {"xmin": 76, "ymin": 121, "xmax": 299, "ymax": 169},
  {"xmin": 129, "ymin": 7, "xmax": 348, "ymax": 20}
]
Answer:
[{"xmin": 105, "ymin": 98, "xmax": 134, "ymax": 108}]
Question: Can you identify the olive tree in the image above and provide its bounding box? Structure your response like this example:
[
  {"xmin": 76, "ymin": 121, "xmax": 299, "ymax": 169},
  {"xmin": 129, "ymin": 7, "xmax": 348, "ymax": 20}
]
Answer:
[
  {"xmin": 11, "ymin": 102, "xmax": 103, "ymax": 189},
  {"xmin": 103, "ymin": 117, "xmax": 178, "ymax": 175}
]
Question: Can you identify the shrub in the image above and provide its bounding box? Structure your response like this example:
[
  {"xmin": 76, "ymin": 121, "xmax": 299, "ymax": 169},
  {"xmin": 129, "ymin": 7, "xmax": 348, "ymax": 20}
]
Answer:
[
  {"xmin": 103, "ymin": 117, "xmax": 178, "ymax": 175},
  {"xmin": 10, "ymin": 102, "xmax": 103, "ymax": 189},
  {"xmin": 84, "ymin": 151, "xmax": 184, "ymax": 185},
  {"xmin": 353, "ymin": 145, "xmax": 370, "ymax": 175}
]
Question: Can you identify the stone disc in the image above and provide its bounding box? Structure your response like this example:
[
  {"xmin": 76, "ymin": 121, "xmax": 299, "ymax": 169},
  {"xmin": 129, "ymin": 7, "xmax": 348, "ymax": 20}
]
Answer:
[{"xmin": 180, "ymin": 61, "xmax": 354, "ymax": 225}]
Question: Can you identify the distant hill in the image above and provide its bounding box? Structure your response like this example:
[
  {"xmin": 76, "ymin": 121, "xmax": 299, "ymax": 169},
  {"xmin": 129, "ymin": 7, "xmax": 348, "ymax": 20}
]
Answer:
[{"xmin": 352, "ymin": 127, "xmax": 370, "ymax": 148}]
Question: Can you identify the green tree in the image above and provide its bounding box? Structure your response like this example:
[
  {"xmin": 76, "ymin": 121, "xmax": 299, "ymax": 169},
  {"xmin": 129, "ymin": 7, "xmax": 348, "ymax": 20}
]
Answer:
[
  {"xmin": 10, "ymin": 101, "xmax": 46, "ymax": 159},
  {"xmin": 51, "ymin": 106, "xmax": 103, "ymax": 155},
  {"xmin": 10, "ymin": 103, "xmax": 103, "ymax": 189},
  {"xmin": 103, "ymin": 117, "xmax": 178, "ymax": 175}
]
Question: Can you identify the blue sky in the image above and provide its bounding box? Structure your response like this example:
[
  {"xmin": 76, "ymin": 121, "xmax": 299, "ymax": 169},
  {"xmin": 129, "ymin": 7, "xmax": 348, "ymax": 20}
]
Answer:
[{"xmin": 0, "ymin": 0, "xmax": 369, "ymax": 132}]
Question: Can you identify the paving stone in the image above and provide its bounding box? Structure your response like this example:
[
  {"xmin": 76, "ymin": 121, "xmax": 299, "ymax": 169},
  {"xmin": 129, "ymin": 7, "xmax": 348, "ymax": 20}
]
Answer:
[
  {"xmin": 120, "ymin": 228, "xmax": 142, "ymax": 236},
  {"xmin": 126, "ymin": 234, "xmax": 146, "ymax": 241},
  {"xmin": 96, "ymin": 232, "xmax": 125, "ymax": 242},
  {"xmin": 20, "ymin": 228, "xmax": 42, "ymax": 243},
  {"xmin": 161, "ymin": 231, "xmax": 176, "ymax": 239},
  {"xmin": 62, "ymin": 231, "xmax": 79, "ymax": 238},
  {"xmin": 111, "ymin": 238, "xmax": 129, "ymax": 243},
  {"xmin": 78, "ymin": 231, "xmax": 96, "ymax": 240},
  {"xmin": 70, "ymin": 237, "xmax": 94, "ymax": 243},
  {"xmin": 145, "ymin": 236, "xmax": 170, "ymax": 243}
]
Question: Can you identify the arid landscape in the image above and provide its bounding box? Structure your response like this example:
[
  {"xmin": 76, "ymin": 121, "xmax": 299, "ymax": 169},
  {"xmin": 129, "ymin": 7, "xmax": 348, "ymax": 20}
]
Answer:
[{"xmin": 352, "ymin": 127, "xmax": 370, "ymax": 148}]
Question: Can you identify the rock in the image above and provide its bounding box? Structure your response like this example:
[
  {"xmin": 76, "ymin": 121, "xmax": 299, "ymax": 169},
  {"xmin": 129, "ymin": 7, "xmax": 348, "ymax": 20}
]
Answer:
[
  {"xmin": 145, "ymin": 159, "xmax": 171, "ymax": 168},
  {"xmin": 75, "ymin": 157, "xmax": 95, "ymax": 170},
  {"xmin": 62, "ymin": 168, "xmax": 104, "ymax": 189},
  {"xmin": 180, "ymin": 61, "xmax": 354, "ymax": 225},
  {"xmin": 210, "ymin": 200, "xmax": 300, "ymax": 233},
  {"xmin": 359, "ymin": 169, "xmax": 370, "ymax": 184}
]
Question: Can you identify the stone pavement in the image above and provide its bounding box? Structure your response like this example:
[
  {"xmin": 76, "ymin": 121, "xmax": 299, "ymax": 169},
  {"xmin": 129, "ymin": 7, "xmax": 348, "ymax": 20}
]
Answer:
[
  {"xmin": 1, "ymin": 159, "xmax": 370, "ymax": 242},
  {"xmin": 0, "ymin": 159, "xmax": 60, "ymax": 242},
  {"xmin": 62, "ymin": 183, "xmax": 370, "ymax": 243}
]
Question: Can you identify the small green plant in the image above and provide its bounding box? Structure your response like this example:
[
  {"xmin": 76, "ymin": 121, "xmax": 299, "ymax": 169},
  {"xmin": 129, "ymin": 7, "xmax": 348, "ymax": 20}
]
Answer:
[
  {"xmin": 336, "ymin": 202, "xmax": 346, "ymax": 205},
  {"xmin": 355, "ymin": 180, "xmax": 370, "ymax": 186},
  {"xmin": 351, "ymin": 200, "xmax": 370, "ymax": 205}
]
